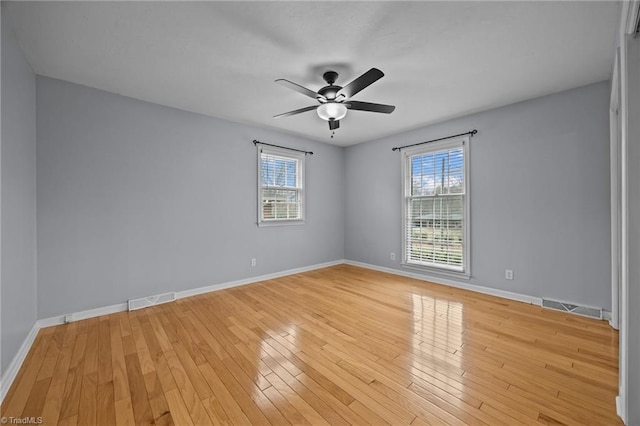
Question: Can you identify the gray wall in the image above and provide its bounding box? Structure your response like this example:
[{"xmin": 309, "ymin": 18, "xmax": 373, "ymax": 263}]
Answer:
[
  {"xmin": 36, "ymin": 76, "xmax": 345, "ymax": 319},
  {"xmin": 345, "ymin": 81, "xmax": 611, "ymax": 310},
  {"xmin": 1, "ymin": 11, "xmax": 38, "ymax": 374},
  {"xmin": 625, "ymin": 31, "xmax": 640, "ymax": 426}
]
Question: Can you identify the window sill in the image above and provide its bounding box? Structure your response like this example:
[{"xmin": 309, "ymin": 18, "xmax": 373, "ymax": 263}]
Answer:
[
  {"xmin": 257, "ymin": 220, "xmax": 305, "ymax": 228},
  {"xmin": 401, "ymin": 262, "xmax": 471, "ymax": 280}
]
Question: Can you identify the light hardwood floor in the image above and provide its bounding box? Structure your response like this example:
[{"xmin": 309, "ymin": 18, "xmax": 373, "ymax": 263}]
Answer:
[{"xmin": 1, "ymin": 265, "xmax": 620, "ymax": 425}]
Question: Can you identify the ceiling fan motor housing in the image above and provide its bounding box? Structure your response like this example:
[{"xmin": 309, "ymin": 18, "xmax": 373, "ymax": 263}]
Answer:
[{"xmin": 317, "ymin": 85, "xmax": 341, "ymax": 100}]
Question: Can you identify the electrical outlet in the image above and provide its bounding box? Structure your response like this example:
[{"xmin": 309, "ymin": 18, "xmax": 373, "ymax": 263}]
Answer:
[
  {"xmin": 505, "ymin": 269, "xmax": 514, "ymax": 280},
  {"xmin": 64, "ymin": 314, "xmax": 74, "ymax": 324},
  {"xmin": 251, "ymin": 258, "xmax": 257, "ymax": 267},
  {"xmin": 390, "ymin": 252, "xmax": 396, "ymax": 261}
]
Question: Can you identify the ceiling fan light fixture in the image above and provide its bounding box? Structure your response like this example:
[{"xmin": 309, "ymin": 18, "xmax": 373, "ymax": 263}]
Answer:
[{"xmin": 317, "ymin": 102, "xmax": 347, "ymax": 121}]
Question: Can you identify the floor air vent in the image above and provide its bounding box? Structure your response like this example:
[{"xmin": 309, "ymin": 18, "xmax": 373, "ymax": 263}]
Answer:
[
  {"xmin": 542, "ymin": 298, "xmax": 602, "ymax": 319},
  {"xmin": 128, "ymin": 292, "xmax": 176, "ymax": 311}
]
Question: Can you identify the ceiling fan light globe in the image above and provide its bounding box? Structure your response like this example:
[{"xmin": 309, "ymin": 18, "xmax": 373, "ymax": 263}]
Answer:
[{"xmin": 317, "ymin": 103, "xmax": 347, "ymax": 121}]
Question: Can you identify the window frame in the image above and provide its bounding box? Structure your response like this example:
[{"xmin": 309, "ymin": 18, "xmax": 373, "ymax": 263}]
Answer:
[
  {"xmin": 401, "ymin": 135, "xmax": 471, "ymax": 278},
  {"xmin": 257, "ymin": 145, "xmax": 305, "ymax": 227}
]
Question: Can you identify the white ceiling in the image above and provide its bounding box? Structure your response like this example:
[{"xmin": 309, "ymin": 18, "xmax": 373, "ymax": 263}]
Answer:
[{"xmin": 4, "ymin": 1, "xmax": 619, "ymax": 146}]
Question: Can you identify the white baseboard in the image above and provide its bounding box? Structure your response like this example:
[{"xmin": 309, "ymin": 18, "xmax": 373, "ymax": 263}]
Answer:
[
  {"xmin": 616, "ymin": 395, "xmax": 626, "ymax": 424},
  {"xmin": 175, "ymin": 259, "xmax": 344, "ymax": 299},
  {"xmin": 37, "ymin": 302, "xmax": 128, "ymax": 328},
  {"xmin": 0, "ymin": 322, "xmax": 40, "ymax": 403},
  {"xmin": 344, "ymin": 260, "xmax": 543, "ymax": 306}
]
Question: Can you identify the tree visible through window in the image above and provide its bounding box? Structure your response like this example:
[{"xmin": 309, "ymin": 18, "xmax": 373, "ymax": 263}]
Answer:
[
  {"xmin": 258, "ymin": 147, "xmax": 304, "ymax": 225},
  {"xmin": 403, "ymin": 137, "xmax": 469, "ymax": 273}
]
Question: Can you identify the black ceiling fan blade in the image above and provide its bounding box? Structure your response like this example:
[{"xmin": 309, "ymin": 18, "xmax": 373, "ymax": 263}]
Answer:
[
  {"xmin": 273, "ymin": 105, "xmax": 318, "ymax": 118},
  {"xmin": 275, "ymin": 79, "xmax": 326, "ymax": 101},
  {"xmin": 346, "ymin": 101, "xmax": 395, "ymax": 114},
  {"xmin": 329, "ymin": 119, "xmax": 340, "ymax": 130},
  {"xmin": 336, "ymin": 68, "xmax": 384, "ymax": 99}
]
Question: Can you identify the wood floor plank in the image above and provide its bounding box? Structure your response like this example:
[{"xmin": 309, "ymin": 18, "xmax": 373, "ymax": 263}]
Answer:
[
  {"xmin": 82, "ymin": 319, "xmax": 100, "ymax": 375},
  {"xmin": 35, "ymin": 326, "xmax": 67, "ymax": 383},
  {"xmin": 96, "ymin": 319, "xmax": 113, "ymax": 386},
  {"xmin": 2, "ymin": 265, "xmax": 622, "ymax": 425},
  {"xmin": 347, "ymin": 399, "xmax": 392, "ymax": 425},
  {"xmin": 39, "ymin": 324, "xmax": 76, "ymax": 425},
  {"xmin": 124, "ymin": 353, "xmax": 154, "ymax": 425},
  {"xmin": 129, "ymin": 311, "xmax": 156, "ymax": 375},
  {"xmin": 58, "ymin": 332, "xmax": 87, "ymax": 421},
  {"xmin": 262, "ymin": 384, "xmax": 309, "ymax": 425},
  {"xmin": 114, "ymin": 397, "xmax": 136, "ymax": 426},
  {"xmin": 110, "ymin": 315, "xmax": 131, "ymax": 402},
  {"xmin": 188, "ymin": 305, "xmax": 295, "ymax": 425},
  {"xmin": 163, "ymin": 388, "xmax": 194, "ymax": 426},
  {"xmin": 294, "ymin": 350, "xmax": 416, "ymax": 424},
  {"xmin": 263, "ymin": 371, "xmax": 330, "ymax": 426},
  {"xmin": 197, "ymin": 363, "xmax": 251, "ymax": 425},
  {"xmin": 20, "ymin": 377, "xmax": 50, "ymax": 418},
  {"xmin": 201, "ymin": 395, "xmax": 233, "ymax": 425},
  {"xmin": 269, "ymin": 368, "xmax": 350, "ymax": 426},
  {"xmin": 162, "ymin": 349, "xmax": 214, "ymax": 426},
  {"xmin": 295, "ymin": 372, "xmax": 367, "ymax": 426},
  {"xmin": 96, "ymin": 381, "xmax": 116, "ymax": 426},
  {"xmin": 142, "ymin": 371, "xmax": 174, "ymax": 426},
  {"xmin": 170, "ymin": 341, "xmax": 213, "ymax": 400},
  {"xmin": 77, "ymin": 372, "xmax": 97, "ymax": 426}
]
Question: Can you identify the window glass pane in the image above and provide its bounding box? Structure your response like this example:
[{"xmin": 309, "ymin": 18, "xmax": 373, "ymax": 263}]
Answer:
[
  {"xmin": 263, "ymin": 202, "xmax": 275, "ymax": 219},
  {"xmin": 448, "ymin": 149, "xmax": 464, "ymax": 194},
  {"xmin": 261, "ymin": 154, "xmax": 298, "ymax": 188},
  {"xmin": 407, "ymin": 196, "xmax": 464, "ymax": 267},
  {"xmin": 410, "ymin": 148, "xmax": 464, "ymax": 196},
  {"xmin": 261, "ymin": 188, "xmax": 301, "ymax": 220}
]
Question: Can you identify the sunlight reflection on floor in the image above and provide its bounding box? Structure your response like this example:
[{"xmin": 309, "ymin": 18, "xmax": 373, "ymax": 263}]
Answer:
[{"xmin": 411, "ymin": 292, "xmax": 466, "ymax": 406}]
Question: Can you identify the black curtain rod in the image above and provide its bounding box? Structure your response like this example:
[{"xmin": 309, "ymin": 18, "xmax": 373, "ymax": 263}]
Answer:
[
  {"xmin": 391, "ymin": 129, "xmax": 478, "ymax": 152},
  {"xmin": 253, "ymin": 140, "xmax": 313, "ymax": 155}
]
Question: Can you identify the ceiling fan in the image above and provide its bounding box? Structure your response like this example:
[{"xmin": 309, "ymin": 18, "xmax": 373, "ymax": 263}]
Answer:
[{"xmin": 273, "ymin": 68, "xmax": 395, "ymax": 133}]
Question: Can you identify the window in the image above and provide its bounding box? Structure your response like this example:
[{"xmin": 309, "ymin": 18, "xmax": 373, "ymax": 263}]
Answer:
[
  {"xmin": 257, "ymin": 146, "xmax": 305, "ymax": 226},
  {"xmin": 402, "ymin": 136, "xmax": 470, "ymax": 276}
]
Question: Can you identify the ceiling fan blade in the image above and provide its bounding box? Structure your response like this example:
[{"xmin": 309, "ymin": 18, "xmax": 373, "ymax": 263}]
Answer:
[
  {"xmin": 329, "ymin": 119, "xmax": 340, "ymax": 130},
  {"xmin": 346, "ymin": 101, "xmax": 395, "ymax": 114},
  {"xmin": 273, "ymin": 105, "xmax": 318, "ymax": 118},
  {"xmin": 275, "ymin": 79, "xmax": 326, "ymax": 101},
  {"xmin": 336, "ymin": 68, "xmax": 384, "ymax": 99}
]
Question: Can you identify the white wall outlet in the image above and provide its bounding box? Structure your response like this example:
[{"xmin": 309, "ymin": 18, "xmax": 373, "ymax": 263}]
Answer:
[
  {"xmin": 505, "ymin": 269, "xmax": 514, "ymax": 280},
  {"xmin": 390, "ymin": 252, "xmax": 396, "ymax": 260},
  {"xmin": 64, "ymin": 314, "xmax": 74, "ymax": 324},
  {"xmin": 251, "ymin": 258, "xmax": 257, "ymax": 267}
]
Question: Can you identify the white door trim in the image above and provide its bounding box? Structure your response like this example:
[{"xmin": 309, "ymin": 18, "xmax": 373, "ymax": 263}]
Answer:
[{"xmin": 610, "ymin": 48, "xmax": 621, "ymax": 331}]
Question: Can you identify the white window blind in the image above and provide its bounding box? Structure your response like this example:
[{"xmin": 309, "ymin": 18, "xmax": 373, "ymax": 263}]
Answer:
[
  {"xmin": 258, "ymin": 147, "xmax": 305, "ymax": 225},
  {"xmin": 402, "ymin": 137, "xmax": 469, "ymax": 274}
]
